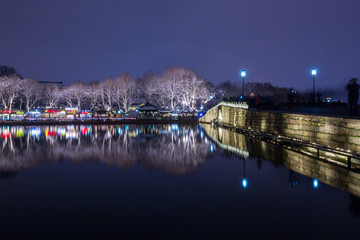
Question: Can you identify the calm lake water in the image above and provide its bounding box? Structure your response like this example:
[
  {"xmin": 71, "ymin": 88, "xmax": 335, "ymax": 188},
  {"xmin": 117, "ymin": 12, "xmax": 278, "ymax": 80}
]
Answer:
[{"xmin": 0, "ymin": 124, "xmax": 359, "ymax": 239}]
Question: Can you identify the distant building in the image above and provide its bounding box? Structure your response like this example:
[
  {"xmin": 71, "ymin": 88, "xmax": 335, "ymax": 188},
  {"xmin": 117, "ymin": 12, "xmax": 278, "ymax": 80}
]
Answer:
[
  {"xmin": 129, "ymin": 99, "xmax": 146, "ymax": 111},
  {"xmin": 37, "ymin": 81, "xmax": 63, "ymax": 87},
  {"xmin": 138, "ymin": 102, "xmax": 158, "ymax": 118}
]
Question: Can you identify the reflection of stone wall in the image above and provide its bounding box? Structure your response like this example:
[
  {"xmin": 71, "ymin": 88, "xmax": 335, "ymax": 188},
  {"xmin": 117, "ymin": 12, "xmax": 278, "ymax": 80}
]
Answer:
[
  {"xmin": 203, "ymin": 124, "xmax": 360, "ymax": 197},
  {"xmin": 201, "ymin": 102, "xmax": 360, "ymax": 152},
  {"xmin": 201, "ymin": 124, "xmax": 249, "ymax": 158}
]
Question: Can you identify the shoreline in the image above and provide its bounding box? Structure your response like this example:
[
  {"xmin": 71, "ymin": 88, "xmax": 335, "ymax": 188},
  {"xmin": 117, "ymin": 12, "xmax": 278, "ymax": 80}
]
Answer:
[{"xmin": 0, "ymin": 118, "xmax": 199, "ymax": 126}]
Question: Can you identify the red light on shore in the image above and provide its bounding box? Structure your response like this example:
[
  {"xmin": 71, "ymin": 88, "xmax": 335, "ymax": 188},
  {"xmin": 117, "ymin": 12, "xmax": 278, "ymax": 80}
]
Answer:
[{"xmin": 1, "ymin": 110, "xmax": 13, "ymax": 114}]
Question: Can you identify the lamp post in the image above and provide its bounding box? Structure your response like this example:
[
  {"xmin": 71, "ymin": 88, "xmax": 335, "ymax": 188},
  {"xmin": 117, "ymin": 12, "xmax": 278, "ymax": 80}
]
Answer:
[
  {"xmin": 240, "ymin": 70, "xmax": 246, "ymax": 99},
  {"xmin": 311, "ymin": 68, "xmax": 317, "ymax": 104}
]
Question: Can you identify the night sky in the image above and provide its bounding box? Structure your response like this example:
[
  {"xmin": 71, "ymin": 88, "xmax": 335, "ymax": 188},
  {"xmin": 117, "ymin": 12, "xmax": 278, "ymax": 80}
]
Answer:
[{"xmin": 1, "ymin": 0, "xmax": 359, "ymax": 92}]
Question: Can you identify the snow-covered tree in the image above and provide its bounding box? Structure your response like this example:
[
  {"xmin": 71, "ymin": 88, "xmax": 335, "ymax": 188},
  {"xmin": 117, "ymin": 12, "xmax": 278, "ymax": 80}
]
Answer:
[
  {"xmin": 157, "ymin": 67, "xmax": 184, "ymax": 111},
  {"xmin": 0, "ymin": 76, "xmax": 22, "ymax": 110},
  {"xmin": 113, "ymin": 73, "xmax": 135, "ymax": 113},
  {"xmin": 44, "ymin": 83, "xmax": 61, "ymax": 108},
  {"xmin": 62, "ymin": 80, "xmax": 88, "ymax": 109},
  {"xmin": 21, "ymin": 78, "xmax": 42, "ymax": 112},
  {"xmin": 98, "ymin": 78, "xmax": 113, "ymax": 111},
  {"xmin": 156, "ymin": 67, "xmax": 212, "ymax": 111},
  {"xmin": 137, "ymin": 71, "xmax": 159, "ymax": 105},
  {"xmin": 87, "ymin": 81, "xmax": 100, "ymax": 110}
]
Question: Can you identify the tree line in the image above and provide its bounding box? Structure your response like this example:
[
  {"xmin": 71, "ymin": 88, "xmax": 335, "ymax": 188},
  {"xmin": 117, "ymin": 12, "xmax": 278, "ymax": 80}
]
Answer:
[
  {"xmin": 0, "ymin": 65, "xmax": 293, "ymax": 112},
  {"xmin": 0, "ymin": 66, "xmax": 214, "ymax": 112}
]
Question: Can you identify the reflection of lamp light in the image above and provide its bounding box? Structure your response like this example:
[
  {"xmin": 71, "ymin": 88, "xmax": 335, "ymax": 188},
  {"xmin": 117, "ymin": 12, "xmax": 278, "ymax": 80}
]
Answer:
[
  {"xmin": 313, "ymin": 179, "xmax": 319, "ymax": 188},
  {"xmin": 242, "ymin": 158, "xmax": 247, "ymax": 189},
  {"xmin": 242, "ymin": 178, "xmax": 247, "ymax": 188}
]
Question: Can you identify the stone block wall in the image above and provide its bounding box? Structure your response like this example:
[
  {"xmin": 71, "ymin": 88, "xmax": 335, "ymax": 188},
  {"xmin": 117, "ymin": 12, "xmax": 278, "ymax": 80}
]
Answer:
[{"xmin": 201, "ymin": 102, "xmax": 360, "ymax": 153}]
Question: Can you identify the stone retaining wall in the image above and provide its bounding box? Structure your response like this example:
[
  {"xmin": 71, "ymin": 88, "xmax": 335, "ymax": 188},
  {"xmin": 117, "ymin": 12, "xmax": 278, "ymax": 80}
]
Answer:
[{"xmin": 201, "ymin": 102, "xmax": 360, "ymax": 153}]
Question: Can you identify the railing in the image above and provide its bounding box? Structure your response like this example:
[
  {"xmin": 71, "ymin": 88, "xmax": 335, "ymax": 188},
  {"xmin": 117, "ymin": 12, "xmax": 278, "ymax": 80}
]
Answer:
[
  {"xmin": 218, "ymin": 123, "xmax": 360, "ymax": 172},
  {"xmin": 205, "ymin": 101, "xmax": 249, "ymax": 114}
]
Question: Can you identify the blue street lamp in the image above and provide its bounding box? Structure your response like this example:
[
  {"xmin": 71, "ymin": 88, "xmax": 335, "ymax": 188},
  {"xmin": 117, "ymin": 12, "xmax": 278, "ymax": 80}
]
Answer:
[
  {"xmin": 311, "ymin": 68, "xmax": 317, "ymax": 76},
  {"xmin": 240, "ymin": 70, "xmax": 246, "ymax": 98},
  {"xmin": 311, "ymin": 68, "xmax": 317, "ymax": 104}
]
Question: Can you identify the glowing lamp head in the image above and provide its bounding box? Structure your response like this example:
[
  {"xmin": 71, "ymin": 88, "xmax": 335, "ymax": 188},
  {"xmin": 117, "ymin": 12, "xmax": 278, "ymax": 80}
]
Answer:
[
  {"xmin": 242, "ymin": 178, "xmax": 248, "ymax": 188},
  {"xmin": 240, "ymin": 70, "xmax": 247, "ymax": 78},
  {"xmin": 311, "ymin": 68, "xmax": 317, "ymax": 76}
]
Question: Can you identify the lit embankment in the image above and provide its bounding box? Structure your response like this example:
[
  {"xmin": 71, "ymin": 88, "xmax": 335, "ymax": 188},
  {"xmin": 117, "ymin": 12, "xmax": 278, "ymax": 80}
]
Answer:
[
  {"xmin": 200, "ymin": 101, "xmax": 360, "ymax": 153},
  {"xmin": 202, "ymin": 124, "xmax": 360, "ymax": 197}
]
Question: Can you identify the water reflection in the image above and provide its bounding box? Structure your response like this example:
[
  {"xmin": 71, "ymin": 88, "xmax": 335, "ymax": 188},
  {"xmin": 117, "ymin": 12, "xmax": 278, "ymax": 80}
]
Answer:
[
  {"xmin": 202, "ymin": 123, "xmax": 360, "ymax": 197},
  {"xmin": 1, "ymin": 123, "xmax": 360, "ymax": 238},
  {"xmin": 0, "ymin": 125, "xmax": 213, "ymax": 176},
  {"xmin": 3, "ymin": 123, "xmax": 360, "ymax": 198},
  {"xmin": 349, "ymin": 194, "xmax": 360, "ymax": 217}
]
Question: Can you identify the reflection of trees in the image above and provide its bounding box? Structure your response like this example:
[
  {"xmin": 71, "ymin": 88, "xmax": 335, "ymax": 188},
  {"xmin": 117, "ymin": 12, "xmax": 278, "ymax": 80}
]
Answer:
[
  {"xmin": 0, "ymin": 125, "xmax": 212, "ymax": 176},
  {"xmin": 138, "ymin": 127, "xmax": 210, "ymax": 175}
]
